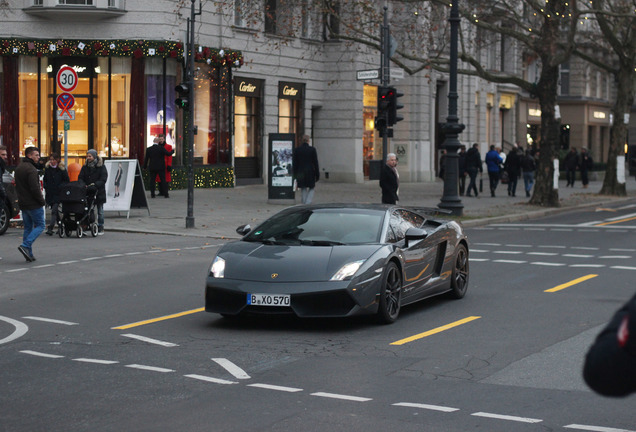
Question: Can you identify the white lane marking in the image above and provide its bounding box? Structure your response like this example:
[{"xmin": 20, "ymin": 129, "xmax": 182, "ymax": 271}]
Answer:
[
  {"xmin": 470, "ymin": 258, "xmax": 490, "ymax": 262},
  {"xmin": 248, "ymin": 383, "xmax": 303, "ymax": 393},
  {"xmin": 493, "ymin": 260, "xmax": 527, "ymax": 264},
  {"xmin": 604, "ymin": 212, "xmax": 636, "ymax": 221},
  {"xmin": 212, "ymin": 358, "xmax": 251, "ymax": 379},
  {"xmin": 121, "ymin": 333, "xmax": 178, "ymax": 347},
  {"xmin": 310, "ymin": 392, "xmax": 372, "ymax": 402},
  {"xmin": 20, "ymin": 350, "xmax": 64, "ymax": 359},
  {"xmin": 565, "ymin": 424, "xmax": 636, "ymax": 432},
  {"xmin": 104, "ymin": 254, "xmax": 124, "ymax": 258},
  {"xmin": 57, "ymin": 260, "xmax": 79, "ymax": 265},
  {"xmin": 72, "ymin": 358, "xmax": 119, "ymax": 365},
  {"xmin": 125, "ymin": 364, "xmax": 175, "ymax": 373},
  {"xmin": 599, "ymin": 255, "xmax": 631, "ymax": 259},
  {"xmin": 611, "ymin": 266, "xmax": 636, "ymax": 271},
  {"xmin": 531, "ymin": 262, "xmax": 567, "ymax": 267},
  {"xmin": 81, "ymin": 257, "xmax": 102, "ymax": 261},
  {"xmin": 124, "ymin": 252, "xmax": 144, "ymax": 256},
  {"xmin": 471, "ymin": 412, "xmax": 542, "ymax": 423},
  {"xmin": 184, "ymin": 374, "xmax": 237, "ymax": 385},
  {"xmin": 474, "ymin": 243, "xmax": 500, "ymax": 246},
  {"xmin": 493, "ymin": 251, "xmax": 523, "ymax": 254},
  {"xmin": 570, "ymin": 264, "xmax": 606, "ymax": 268},
  {"xmin": 563, "ymin": 254, "xmax": 595, "ymax": 258},
  {"xmin": 505, "ymin": 244, "xmax": 532, "ymax": 248},
  {"xmin": 33, "ymin": 264, "xmax": 55, "ymax": 269},
  {"xmin": 471, "ymin": 249, "xmax": 490, "ymax": 253},
  {"xmin": 611, "ymin": 248, "xmax": 636, "ymax": 252},
  {"xmin": 0, "ymin": 316, "xmax": 28, "ymax": 345},
  {"xmin": 552, "ymin": 228, "xmax": 573, "ymax": 231},
  {"xmin": 524, "ymin": 228, "xmax": 545, "ymax": 231},
  {"xmin": 5, "ymin": 268, "xmax": 27, "ymax": 273},
  {"xmin": 572, "ymin": 247, "xmax": 599, "ymax": 250},
  {"xmin": 22, "ymin": 316, "xmax": 78, "ymax": 326},
  {"xmin": 563, "ymin": 424, "xmax": 635, "ymax": 432},
  {"xmin": 393, "ymin": 402, "xmax": 459, "ymax": 412},
  {"xmin": 539, "ymin": 245, "xmax": 566, "ymax": 249},
  {"xmin": 527, "ymin": 252, "xmax": 558, "ymax": 256}
]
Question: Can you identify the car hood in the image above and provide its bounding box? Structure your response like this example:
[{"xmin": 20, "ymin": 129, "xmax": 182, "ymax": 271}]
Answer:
[{"xmin": 218, "ymin": 241, "xmax": 383, "ymax": 282}]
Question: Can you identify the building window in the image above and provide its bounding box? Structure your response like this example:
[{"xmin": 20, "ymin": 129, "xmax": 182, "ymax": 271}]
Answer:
[
  {"xmin": 323, "ymin": 0, "xmax": 340, "ymax": 40},
  {"xmin": 145, "ymin": 58, "xmax": 176, "ymax": 152},
  {"xmin": 58, "ymin": 0, "xmax": 94, "ymax": 4},
  {"xmin": 264, "ymin": 0, "xmax": 294, "ymax": 36},
  {"xmin": 301, "ymin": 0, "xmax": 322, "ymax": 40},
  {"xmin": 33, "ymin": 0, "xmax": 43, "ymax": 5},
  {"xmin": 559, "ymin": 61, "xmax": 570, "ymax": 96}
]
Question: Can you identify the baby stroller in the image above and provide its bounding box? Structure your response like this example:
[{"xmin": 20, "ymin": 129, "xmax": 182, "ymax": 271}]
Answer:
[{"xmin": 58, "ymin": 181, "xmax": 99, "ymax": 238}]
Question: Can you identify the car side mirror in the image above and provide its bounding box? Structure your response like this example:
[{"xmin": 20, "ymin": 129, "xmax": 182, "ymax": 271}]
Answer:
[
  {"xmin": 404, "ymin": 227, "xmax": 427, "ymax": 247},
  {"xmin": 236, "ymin": 224, "xmax": 251, "ymax": 236}
]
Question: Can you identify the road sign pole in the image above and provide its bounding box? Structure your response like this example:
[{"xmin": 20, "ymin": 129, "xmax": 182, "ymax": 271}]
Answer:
[{"xmin": 64, "ymin": 129, "xmax": 68, "ymax": 168}]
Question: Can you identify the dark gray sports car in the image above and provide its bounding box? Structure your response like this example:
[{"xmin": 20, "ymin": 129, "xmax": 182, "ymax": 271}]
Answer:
[{"xmin": 205, "ymin": 204, "xmax": 469, "ymax": 323}]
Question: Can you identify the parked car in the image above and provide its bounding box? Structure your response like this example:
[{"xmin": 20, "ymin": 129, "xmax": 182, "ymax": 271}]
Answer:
[
  {"xmin": 205, "ymin": 203, "xmax": 469, "ymax": 324},
  {"xmin": 1, "ymin": 172, "xmax": 19, "ymax": 235}
]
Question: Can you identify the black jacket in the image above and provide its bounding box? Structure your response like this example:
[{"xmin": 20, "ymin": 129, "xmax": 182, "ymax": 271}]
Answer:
[
  {"xmin": 14, "ymin": 157, "xmax": 45, "ymax": 210},
  {"xmin": 584, "ymin": 292, "xmax": 636, "ymax": 397},
  {"xmin": 379, "ymin": 164, "xmax": 399, "ymax": 204},
  {"xmin": 292, "ymin": 143, "xmax": 319, "ymax": 189},
  {"xmin": 144, "ymin": 144, "xmax": 173, "ymax": 172},
  {"xmin": 465, "ymin": 147, "xmax": 483, "ymax": 172},
  {"xmin": 43, "ymin": 161, "xmax": 70, "ymax": 206},
  {"xmin": 78, "ymin": 156, "xmax": 108, "ymax": 205},
  {"xmin": 504, "ymin": 150, "xmax": 521, "ymax": 178}
]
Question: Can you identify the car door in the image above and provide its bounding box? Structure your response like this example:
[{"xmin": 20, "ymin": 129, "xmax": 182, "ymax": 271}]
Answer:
[{"xmin": 387, "ymin": 210, "xmax": 436, "ymax": 297}]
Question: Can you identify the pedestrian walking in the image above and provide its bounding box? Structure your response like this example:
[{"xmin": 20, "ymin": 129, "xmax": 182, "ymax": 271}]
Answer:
[
  {"xmin": 520, "ymin": 149, "xmax": 536, "ymax": 197},
  {"xmin": 580, "ymin": 147, "xmax": 593, "ymax": 188},
  {"xmin": 504, "ymin": 147, "xmax": 521, "ymax": 197},
  {"xmin": 292, "ymin": 134, "xmax": 320, "ymax": 204},
  {"xmin": 144, "ymin": 136, "xmax": 174, "ymax": 198},
  {"xmin": 154, "ymin": 133, "xmax": 173, "ymax": 196},
  {"xmin": 15, "ymin": 146, "xmax": 46, "ymax": 262},
  {"xmin": 0, "ymin": 145, "xmax": 8, "ymax": 261},
  {"xmin": 458, "ymin": 145, "xmax": 467, "ymax": 196},
  {"xmin": 43, "ymin": 152, "xmax": 69, "ymax": 235},
  {"xmin": 564, "ymin": 147, "xmax": 579, "ymax": 187},
  {"xmin": 78, "ymin": 149, "xmax": 108, "ymax": 235},
  {"xmin": 485, "ymin": 145, "xmax": 503, "ymax": 197},
  {"xmin": 465, "ymin": 143, "xmax": 482, "ymax": 197},
  {"xmin": 379, "ymin": 153, "xmax": 399, "ymax": 204}
]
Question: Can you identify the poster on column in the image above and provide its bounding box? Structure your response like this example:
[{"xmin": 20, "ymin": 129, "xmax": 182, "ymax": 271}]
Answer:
[
  {"xmin": 268, "ymin": 133, "xmax": 295, "ymax": 201},
  {"xmin": 103, "ymin": 159, "xmax": 139, "ymax": 212}
]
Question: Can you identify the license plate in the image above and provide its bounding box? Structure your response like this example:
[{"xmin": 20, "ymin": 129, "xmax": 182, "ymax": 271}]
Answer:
[{"xmin": 247, "ymin": 293, "xmax": 291, "ymax": 306}]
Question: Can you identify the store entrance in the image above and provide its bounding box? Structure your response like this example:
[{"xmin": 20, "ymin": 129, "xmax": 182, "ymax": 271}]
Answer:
[{"xmin": 50, "ymin": 57, "xmax": 96, "ymax": 165}]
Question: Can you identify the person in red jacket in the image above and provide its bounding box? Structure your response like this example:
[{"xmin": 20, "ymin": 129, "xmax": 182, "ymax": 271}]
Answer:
[
  {"xmin": 154, "ymin": 134, "xmax": 173, "ymax": 196},
  {"xmin": 583, "ymin": 292, "xmax": 636, "ymax": 396}
]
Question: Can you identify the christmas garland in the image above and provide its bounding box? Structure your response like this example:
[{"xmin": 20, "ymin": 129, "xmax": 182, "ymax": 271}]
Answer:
[{"xmin": 0, "ymin": 38, "xmax": 243, "ymax": 67}]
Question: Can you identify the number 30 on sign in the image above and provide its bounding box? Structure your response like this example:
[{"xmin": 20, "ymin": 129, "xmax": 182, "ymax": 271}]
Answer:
[{"xmin": 56, "ymin": 66, "xmax": 78, "ymax": 93}]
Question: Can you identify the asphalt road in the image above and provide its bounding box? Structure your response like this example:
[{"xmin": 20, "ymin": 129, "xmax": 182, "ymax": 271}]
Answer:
[{"xmin": 1, "ymin": 202, "xmax": 636, "ymax": 432}]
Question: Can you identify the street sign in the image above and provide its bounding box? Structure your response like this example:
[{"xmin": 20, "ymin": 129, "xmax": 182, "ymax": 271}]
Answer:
[
  {"xmin": 56, "ymin": 66, "xmax": 78, "ymax": 92},
  {"xmin": 57, "ymin": 110, "xmax": 75, "ymax": 120},
  {"xmin": 64, "ymin": 120, "xmax": 70, "ymax": 131},
  {"xmin": 390, "ymin": 68, "xmax": 405, "ymax": 80},
  {"xmin": 56, "ymin": 92, "xmax": 75, "ymax": 118},
  {"xmin": 356, "ymin": 69, "xmax": 380, "ymax": 81}
]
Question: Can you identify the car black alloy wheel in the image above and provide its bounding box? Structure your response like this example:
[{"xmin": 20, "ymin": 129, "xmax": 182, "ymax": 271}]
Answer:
[
  {"xmin": 377, "ymin": 261, "xmax": 402, "ymax": 324},
  {"xmin": 449, "ymin": 244, "xmax": 469, "ymax": 299},
  {"xmin": 0, "ymin": 201, "xmax": 9, "ymax": 235}
]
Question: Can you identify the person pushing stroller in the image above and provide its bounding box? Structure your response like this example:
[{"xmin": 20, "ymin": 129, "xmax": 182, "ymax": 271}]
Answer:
[{"xmin": 78, "ymin": 149, "xmax": 107, "ymax": 235}]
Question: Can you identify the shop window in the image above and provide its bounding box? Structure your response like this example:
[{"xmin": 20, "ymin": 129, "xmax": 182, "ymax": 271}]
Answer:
[
  {"xmin": 19, "ymin": 57, "xmax": 41, "ymax": 157},
  {"xmin": 193, "ymin": 63, "xmax": 231, "ymax": 165},
  {"xmin": 235, "ymin": 96, "xmax": 258, "ymax": 157},
  {"xmin": 145, "ymin": 58, "xmax": 177, "ymax": 154},
  {"xmin": 96, "ymin": 57, "xmax": 132, "ymax": 158}
]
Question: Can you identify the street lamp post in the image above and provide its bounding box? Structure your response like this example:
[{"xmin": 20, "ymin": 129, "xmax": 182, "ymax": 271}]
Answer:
[
  {"xmin": 185, "ymin": 0, "xmax": 201, "ymax": 228},
  {"xmin": 438, "ymin": 1, "xmax": 465, "ymax": 216}
]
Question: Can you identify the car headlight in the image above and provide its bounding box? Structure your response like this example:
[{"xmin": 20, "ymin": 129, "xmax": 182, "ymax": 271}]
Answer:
[
  {"xmin": 210, "ymin": 256, "xmax": 225, "ymax": 278},
  {"xmin": 330, "ymin": 260, "xmax": 365, "ymax": 281}
]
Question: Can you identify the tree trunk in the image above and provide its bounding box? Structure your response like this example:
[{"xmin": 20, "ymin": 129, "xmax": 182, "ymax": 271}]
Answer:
[{"xmin": 600, "ymin": 62, "xmax": 634, "ymax": 196}]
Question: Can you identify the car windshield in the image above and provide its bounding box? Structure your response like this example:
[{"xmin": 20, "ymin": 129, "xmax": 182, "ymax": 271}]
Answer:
[{"xmin": 244, "ymin": 208, "xmax": 385, "ymax": 245}]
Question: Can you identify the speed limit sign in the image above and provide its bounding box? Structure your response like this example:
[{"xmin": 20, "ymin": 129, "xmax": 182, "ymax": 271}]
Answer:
[{"xmin": 56, "ymin": 66, "xmax": 78, "ymax": 93}]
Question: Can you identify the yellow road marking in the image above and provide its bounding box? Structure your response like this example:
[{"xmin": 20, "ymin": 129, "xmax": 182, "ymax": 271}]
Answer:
[
  {"xmin": 390, "ymin": 316, "xmax": 481, "ymax": 346},
  {"xmin": 112, "ymin": 307, "xmax": 205, "ymax": 330},
  {"xmin": 544, "ymin": 274, "xmax": 598, "ymax": 293},
  {"xmin": 596, "ymin": 216, "xmax": 636, "ymax": 226}
]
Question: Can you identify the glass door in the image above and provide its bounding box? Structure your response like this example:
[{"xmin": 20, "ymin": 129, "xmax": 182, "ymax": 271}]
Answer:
[{"xmin": 50, "ymin": 58, "xmax": 95, "ymax": 165}]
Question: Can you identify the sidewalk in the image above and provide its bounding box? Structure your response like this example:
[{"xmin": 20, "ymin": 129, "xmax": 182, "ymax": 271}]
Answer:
[{"xmin": 105, "ymin": 179, "xmax": 635, "ymax": 239}]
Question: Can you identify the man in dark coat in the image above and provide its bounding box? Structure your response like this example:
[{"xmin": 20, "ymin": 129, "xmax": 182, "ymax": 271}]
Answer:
[
  {"xmin": 78, "ymin": 149, "xmax": 108, "ymax": 235},
  {"xmin": 504, "ymin": 147, "xmax": 521, "ymax": 197},
  {"xmin": 292, "ymin": 135, "xmax": 320, "ymax": 204},
  {"xmin": 465, "ymin": 143, "xmax": 482, "ymax": 197},
  {"xmin": 43, "ymin": 152, "xmax": 70, "ymax": 235},
  {"xmin": 15, "ymin": 146, "xmax": 46, "ymax": 261},
  {"xmin": 583, "ymin": 292, "xmax": 636, "ymax": 397},
  {"xmin": 144, "ymin": 137, "xmax": 174, "ymax": 199},
  {"xmin": 379, "ymin": 153, "xmax": 399, "ymax": 204},
  {"xmin": 580, "ymin": 147, "xmax": 593, "ymax": 188},
  {"xmin": 564, "ymin": 147, "xmax": 579, "ymax": 187},
  {"xmin": 457, "ymin": 145, "xmax": 467, "ymax": 196}
]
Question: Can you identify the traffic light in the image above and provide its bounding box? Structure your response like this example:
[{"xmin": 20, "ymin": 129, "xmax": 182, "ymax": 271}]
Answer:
[
  {"xmin": 175, "ymin": 82, "xmax": 190, "ymax": 110},
  {"xmin": 374, "ymin": 86, "xmax": 391, "ymax": 131},
  {"xmin": 387, "ymin": 86, "xmax": 404, "ymax": 126}
]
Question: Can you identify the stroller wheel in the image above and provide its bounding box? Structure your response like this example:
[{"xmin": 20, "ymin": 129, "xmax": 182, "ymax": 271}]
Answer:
[
  {"xmin": 58, "ymin": 226, "xmax": 64, "ymax": 238},
  {"xmin": 77, "ymin": 226, "xmax": 83, "ymax": 238},
  {"xmin": 91, "ymin": 224, "xmax": 98, "ymax": 237}
]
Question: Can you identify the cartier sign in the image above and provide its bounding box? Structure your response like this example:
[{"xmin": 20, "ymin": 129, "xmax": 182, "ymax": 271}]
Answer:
[
  {"xmin": 235, "ymin": 77, "xmax": 262, "ymax": 97},
  {"xmin": 278, "ymin": 82, "xmax": 304, "ymax": 100}
]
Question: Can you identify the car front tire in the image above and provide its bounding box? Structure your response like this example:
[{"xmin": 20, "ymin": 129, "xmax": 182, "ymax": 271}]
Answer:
[
  {"xmin": 0, "ymin": 201, "xmax": 9, "ymax": 235},
  {"xmin": 377, "ymin": 261, "xmax": 402, "ymax": 324}
]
